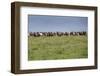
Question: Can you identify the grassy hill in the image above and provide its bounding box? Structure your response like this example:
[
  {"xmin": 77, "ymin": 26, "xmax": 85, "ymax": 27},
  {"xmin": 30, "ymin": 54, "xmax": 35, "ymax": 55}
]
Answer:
[{"xmin": 28, "ymin": 36, "xmax": 88, "ymax": 60}]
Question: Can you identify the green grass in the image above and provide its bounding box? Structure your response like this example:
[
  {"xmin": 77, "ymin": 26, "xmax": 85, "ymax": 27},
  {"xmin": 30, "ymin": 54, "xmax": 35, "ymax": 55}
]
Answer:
[{"xmin": 28, "ymin": 36, "xmax": 88, "ymax": 60}]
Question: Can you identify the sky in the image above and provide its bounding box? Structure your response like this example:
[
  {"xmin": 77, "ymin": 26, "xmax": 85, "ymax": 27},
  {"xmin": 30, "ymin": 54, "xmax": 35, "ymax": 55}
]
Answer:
[{"xmin": 28, "ymin": 15, "xmax": 88, "ymax": 32}]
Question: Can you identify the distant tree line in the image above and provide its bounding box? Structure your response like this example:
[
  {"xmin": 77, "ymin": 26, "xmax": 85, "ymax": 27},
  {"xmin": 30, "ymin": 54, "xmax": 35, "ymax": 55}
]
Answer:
[{"xmin": 28, "ymin": 31, "xmax": 87, "ymax": 37}]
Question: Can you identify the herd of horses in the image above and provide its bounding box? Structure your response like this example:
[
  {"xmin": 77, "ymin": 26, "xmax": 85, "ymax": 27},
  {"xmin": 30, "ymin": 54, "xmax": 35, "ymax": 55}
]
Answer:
[{"xmin": 28, "ymin": 31, "xmax": 87, "ymax": 37}]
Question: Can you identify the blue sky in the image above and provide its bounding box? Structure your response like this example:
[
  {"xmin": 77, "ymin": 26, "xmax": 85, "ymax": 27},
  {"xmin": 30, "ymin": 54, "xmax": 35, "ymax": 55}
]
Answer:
[{"xmin": 28, "ymin": 15, "xmax": 88, "ymax": 32}]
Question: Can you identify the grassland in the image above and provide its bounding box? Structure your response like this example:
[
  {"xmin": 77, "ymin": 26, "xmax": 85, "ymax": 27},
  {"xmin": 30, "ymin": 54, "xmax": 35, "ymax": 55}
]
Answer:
[{"xmin": 28, "ymin": 36, "xmax": 88, "ymax": 60}]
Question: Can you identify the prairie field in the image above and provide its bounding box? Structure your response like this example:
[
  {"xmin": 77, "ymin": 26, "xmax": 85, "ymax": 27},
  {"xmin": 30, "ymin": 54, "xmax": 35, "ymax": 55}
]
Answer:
[{"xmin": 28, "ymin": 36, "xmax": 88, "ymax": 60}]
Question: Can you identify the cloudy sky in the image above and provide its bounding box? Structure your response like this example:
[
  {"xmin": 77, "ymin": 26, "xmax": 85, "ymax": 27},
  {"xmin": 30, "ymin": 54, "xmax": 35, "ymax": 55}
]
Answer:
[{"xmin": 28, "ymin": 15, "xmax": 88, "ymax": 32}]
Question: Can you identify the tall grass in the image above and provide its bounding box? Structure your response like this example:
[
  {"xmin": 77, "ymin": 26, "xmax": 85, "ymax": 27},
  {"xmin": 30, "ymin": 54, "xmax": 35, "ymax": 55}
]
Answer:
[{"xmin": 28, "ymin": 36, "xmax": 88, "ymax": 60}]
